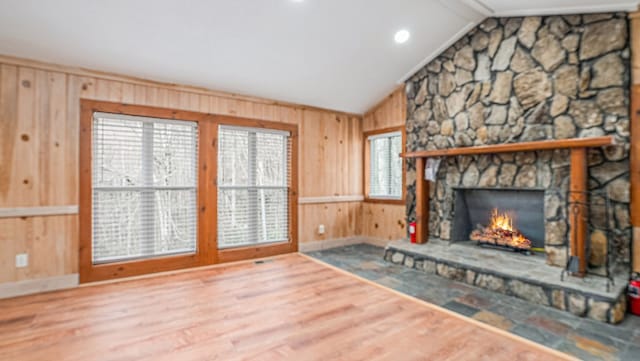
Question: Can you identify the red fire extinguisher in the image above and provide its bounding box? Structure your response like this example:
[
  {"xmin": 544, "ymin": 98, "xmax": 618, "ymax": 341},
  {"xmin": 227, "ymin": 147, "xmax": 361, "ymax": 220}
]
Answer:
[
  {"xmin": 410, "ymin": 222, "xmax": 417, "ymax": 243},
  {"xmin": 629, "ymin": 279, "xmax": 640, "ymax": 316}
]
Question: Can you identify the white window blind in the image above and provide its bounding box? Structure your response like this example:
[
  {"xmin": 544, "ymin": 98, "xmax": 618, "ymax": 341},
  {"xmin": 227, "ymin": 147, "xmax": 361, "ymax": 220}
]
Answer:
[
  {"xmin": 217, "ymin": 125, "xmax": 291, "ymax": 249},
  {"xmin": 92, "ymin": 112, "xmax": 198, "ymax": 264},
  {"xmin": 369, "ymin": 131, "xmax": 402, "ymax": 199}
]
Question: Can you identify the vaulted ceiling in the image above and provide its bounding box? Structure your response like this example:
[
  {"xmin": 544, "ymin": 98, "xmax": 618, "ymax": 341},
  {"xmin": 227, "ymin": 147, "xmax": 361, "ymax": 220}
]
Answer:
[{"xmin": 0, "ymin": 0, "xmax": 637, "ymax": 113}]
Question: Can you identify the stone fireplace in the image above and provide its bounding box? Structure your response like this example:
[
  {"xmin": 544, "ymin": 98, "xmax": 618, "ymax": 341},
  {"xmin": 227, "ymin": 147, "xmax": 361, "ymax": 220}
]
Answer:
[
  {"xmin": 403, "ymin": 13, "xmax": 631, "ymax": 270},
  {"xmin": 381, "ymin": 11, "xmax": 632, "ymax": 324}
]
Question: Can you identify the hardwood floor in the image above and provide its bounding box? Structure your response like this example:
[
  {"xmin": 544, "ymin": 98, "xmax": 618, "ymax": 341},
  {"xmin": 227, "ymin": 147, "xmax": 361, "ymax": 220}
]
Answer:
[{"xmin": 0, "ymin": 254, "xmax": 571, "ymax": 361}]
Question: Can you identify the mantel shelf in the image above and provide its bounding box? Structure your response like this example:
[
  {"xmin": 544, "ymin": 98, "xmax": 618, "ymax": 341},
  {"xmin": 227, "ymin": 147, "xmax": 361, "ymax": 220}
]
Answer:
[{"xmin": 401, "ymin": 136, "xmax": 615, "ymax": 158}]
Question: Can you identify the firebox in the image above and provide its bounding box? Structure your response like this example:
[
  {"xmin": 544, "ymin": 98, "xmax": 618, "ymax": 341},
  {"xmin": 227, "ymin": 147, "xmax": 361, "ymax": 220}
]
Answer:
[{"xmin": 451, "ymin": 187, "xmax": 545, "ymax": 250}]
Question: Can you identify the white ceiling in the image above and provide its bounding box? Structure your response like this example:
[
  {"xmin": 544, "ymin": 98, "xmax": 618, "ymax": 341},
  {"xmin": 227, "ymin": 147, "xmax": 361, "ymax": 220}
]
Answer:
[{"xmin": 0, "ymin": 0, "xmax": 637, "ymax": 114}]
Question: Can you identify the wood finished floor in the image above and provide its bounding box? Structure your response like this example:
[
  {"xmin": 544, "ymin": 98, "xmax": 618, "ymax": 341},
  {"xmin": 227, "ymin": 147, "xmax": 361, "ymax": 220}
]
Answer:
[{"xmin": 0, "ymin": 254, "xmax": 569, "ymax": 361}]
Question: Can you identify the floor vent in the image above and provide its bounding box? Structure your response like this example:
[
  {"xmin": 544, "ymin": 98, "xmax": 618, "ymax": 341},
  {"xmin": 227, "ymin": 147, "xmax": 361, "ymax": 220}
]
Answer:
[{"xmin": 254, "ymin": 259, "xmax": 274, "ymax": 265}]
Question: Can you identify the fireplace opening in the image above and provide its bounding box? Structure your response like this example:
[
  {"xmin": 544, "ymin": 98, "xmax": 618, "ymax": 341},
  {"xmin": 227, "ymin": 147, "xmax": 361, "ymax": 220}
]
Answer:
[
  {"xmin": 451, "ymin": 187, "xmax": 545, "ymax": 251},
  {"xmin": 470, "ymin": 208, "xmax": 533, "ymax": 253}
]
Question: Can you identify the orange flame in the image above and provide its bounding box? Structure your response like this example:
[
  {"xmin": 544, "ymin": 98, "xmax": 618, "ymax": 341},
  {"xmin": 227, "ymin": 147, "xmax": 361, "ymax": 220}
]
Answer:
[
  {"xmin": 488, "ymin": 208, "xmax": 530, "ymax": 248},
  {"xmin": 489, "ymin": 208, "xmax": 514, "ymax": 232}
]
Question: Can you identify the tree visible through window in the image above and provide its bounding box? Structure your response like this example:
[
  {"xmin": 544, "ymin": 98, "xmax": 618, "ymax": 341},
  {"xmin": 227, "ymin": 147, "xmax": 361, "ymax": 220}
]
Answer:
[
  {"xmin": 92, "ymin": 113, "xmax": 198, "ymax": 264},
  {"xmin": 217, "ymin": 126, "xmax": 290, "ymax": 248},
  {"xmin": 369, "ymin": 131, "xmax": 402, "ymax": 199}
]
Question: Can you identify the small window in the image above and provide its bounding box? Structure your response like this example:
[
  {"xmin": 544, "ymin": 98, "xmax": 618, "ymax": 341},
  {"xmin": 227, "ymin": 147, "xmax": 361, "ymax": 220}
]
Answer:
[
  {"xmin": 91, "ymin": 112, "xmax": 198, "ymax": 264},
  {"xmin": 367, "ymin": 130, "xmax": 403, "ymax": 201}
]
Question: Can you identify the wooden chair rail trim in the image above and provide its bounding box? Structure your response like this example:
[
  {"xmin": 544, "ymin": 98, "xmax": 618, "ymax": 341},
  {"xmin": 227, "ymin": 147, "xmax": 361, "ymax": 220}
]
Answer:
[
  {"xmin": 0, "ymin": 206, "xmax": 78, "ymax": 218},
  {"xmin": 402, "ymin": 136, "xmax": 615, "ymax": 158},
  {"xmin": 298, "ymin": 195, "xmax": 364, "ymax": 204}
]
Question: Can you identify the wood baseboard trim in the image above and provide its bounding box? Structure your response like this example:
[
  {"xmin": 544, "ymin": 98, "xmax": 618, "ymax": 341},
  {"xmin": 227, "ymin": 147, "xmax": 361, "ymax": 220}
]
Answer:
[
  {"xmin": 299, "ymin": 237, "xmax": 366, "ymax": 252},
  {"xmin": 298, "ymin": 195, "xmax": 364, "ymax": 205},
  {"xmin": 0, "ymin": 274, "xmax": 79, "ymax": 299},
  {"xmin": 298, "ymin": 236, "xmax": 394, "ymax": 252},
  {"xmin": 360, "ymin": 237, "xmax": 397, "ymax": 248},
  {"xmin": 0, "ymin": 206, "xmax": 79, "ymax": 218},
  {"xmin": 81, "ymin": 253, "xmax": 294, "ymax": 288}
]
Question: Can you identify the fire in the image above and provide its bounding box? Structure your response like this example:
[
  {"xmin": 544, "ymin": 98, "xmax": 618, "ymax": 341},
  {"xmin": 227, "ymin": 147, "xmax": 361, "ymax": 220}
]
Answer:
[
  {"xmin": 489, "ymin": 208, "xmax": 514, "ymax": 232},
  {"xmin": 470, "ymin": 208, "xmax": 532, "ymax": 252}
]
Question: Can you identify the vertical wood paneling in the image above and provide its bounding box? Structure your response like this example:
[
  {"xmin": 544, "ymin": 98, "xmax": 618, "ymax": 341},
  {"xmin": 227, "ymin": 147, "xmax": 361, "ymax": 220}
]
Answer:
[
  {"xmin": 0, "ymin": 215, "xmax": 77, "ymax": 282},
  {"xmin": 66, "ymin": 75, "xmax": 83, "ymax": 272},
  {"xmin": 299, "ymin": 202, "xmax": 362, "ymax": 243},
  {"xmin": 107, "ymin": 80, "xmax": 123, "ymax": 102},
  {"xmin": 45, "ymin": 71, "xmax": 69, "ymax": 205},
  {"xmin": 134, "ymin": 84, "xmax": 146, "ymax": 105},
  {"xmin": 0, "ymin": 65, "xmax": 19, "ymax": 202},
  {"xmin": 361, "ymin": 87, "xmax": 407, "ymax": 241},
  {"xmin": 361, "ymin": 203, "xmax": 406, "ymax": 241},
  {"xmin": 363, "ymin": 86, "xmax": 405, "ymax": 132},
  {"xmin": 78, "ymin": 76, "xmax": 96, "ymax": 99},
  {"xmin": 299, "ymin": 110, "xmax": 363, "ymax": 198},
  {"xmin": 121, "ymin": 82, "xmax": 135, "ymax": 103},
  {"xmin": 349, "ymin": 115, "xmax": 364, "ymax": 195},
  {"xmin": 10, "ymin": 66, "xmax": 32, "ymax": 206},
  {"xmin": 0, "ymin": 57, "xmax": 365, "ymax": 285}
]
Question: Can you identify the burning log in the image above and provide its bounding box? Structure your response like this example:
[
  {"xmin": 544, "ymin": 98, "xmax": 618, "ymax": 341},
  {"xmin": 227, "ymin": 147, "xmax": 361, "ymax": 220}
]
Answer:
[{"xmin": 470, "ymin": 209, "xmax": 532, "ymax": 251}]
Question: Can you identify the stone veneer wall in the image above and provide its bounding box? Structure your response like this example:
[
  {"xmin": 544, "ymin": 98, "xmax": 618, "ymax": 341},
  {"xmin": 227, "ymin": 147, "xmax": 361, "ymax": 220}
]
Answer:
[{"xmin": 405, "ymin": 13, "xmax": 631, "ymax": 267}]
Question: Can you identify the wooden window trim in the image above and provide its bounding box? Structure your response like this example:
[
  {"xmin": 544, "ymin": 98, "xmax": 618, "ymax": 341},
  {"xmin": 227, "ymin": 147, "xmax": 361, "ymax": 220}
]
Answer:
[
  {"xmin": 363, "ymin": 126, "xmax": 406, "ymax": 205},
  {"xmin": 79, "ymin": 100, "xmax": 298, "ymax": 283},
  {"xmin": 211, "ymin": 115, "xmax": 299, "ymax": 264}
]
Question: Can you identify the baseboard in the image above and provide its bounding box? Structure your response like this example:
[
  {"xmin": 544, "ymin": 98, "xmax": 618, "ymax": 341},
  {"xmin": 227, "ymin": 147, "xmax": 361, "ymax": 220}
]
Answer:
[
  {"xmin": 0, "ymin": 274, "xmax": 79, "ymax": 299},
  {"xmin": 363, "ymin": 237, "xmax": 395, "ymax": 248},
  {"xmin": 299, "ymin": 237, "xmax": 396, "ymax": 252},
  {"xmin": 0, "ymin": 238, "xmax": 398, "ymax": 298}
]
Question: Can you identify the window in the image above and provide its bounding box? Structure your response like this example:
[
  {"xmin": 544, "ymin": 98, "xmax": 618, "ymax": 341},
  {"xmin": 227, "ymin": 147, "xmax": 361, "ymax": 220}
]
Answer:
[
  {"xmin": 81, "ymin": 99, "xmax": 298, "ymax": 282},
  {"xmin": 91, "ymin": 112, "xmax": 198, "ymax": 264},
  {"xmin": 367, "ymin": 130, "xmax": 404, "ymax": 201},
  {"xmin": 217, "ymin": 125, "xmax": 291, "ymax": 248}
]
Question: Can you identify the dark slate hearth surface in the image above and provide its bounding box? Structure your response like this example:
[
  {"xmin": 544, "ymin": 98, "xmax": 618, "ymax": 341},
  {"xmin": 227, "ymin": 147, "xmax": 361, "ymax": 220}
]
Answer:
[
  {"xmin": 385, "ymin": 239, "xmax": 629, "ymax": 324},
  {"xmin": 388, "ymin": 239, "xmax": 627, "ymax": 300},
  {"xmin": 305, "ymin": 243, "xmax": 640, "ymax": 361}
]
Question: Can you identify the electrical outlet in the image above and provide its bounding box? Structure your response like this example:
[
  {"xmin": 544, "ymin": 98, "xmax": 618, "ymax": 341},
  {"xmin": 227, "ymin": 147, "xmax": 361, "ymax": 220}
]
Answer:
[
  {"xmin": 16, "ymin": 253, "xmax": 28, "ymax": 268},
  {"xmin": 318, "ymin": 224, "xmax": 325, "ymax": 235}
]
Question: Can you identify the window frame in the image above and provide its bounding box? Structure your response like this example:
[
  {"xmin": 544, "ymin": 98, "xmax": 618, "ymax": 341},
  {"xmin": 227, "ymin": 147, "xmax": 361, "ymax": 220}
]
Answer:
[
  {"xmin": 363, "ymin": 126, "xmax": 406, "ymax": 205},
  {"xmin": 216, "ymin": 125, "xmax": 292, "ymax": 249},
  {"xmin": 79, "ymin": 100, "xmax": 298, "ymax": 283},
  {"xmin": 213, "ymin": 116, "xmax": 298, "ymax": 264},
  {"xmin": 91, "ymin": 112, "xmax": 199, "ymax": 264}
]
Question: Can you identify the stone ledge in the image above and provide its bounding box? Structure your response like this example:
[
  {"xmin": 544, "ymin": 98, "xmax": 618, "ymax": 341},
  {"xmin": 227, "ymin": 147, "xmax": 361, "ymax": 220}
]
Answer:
[{"xmin": 384, "ymin": 244, "xmax": 627, "ymax": 324}]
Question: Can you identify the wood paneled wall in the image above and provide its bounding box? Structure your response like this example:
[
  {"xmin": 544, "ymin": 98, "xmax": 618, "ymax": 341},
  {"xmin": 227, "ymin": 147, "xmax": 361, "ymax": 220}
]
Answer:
[
  {"xmin": 0, "ymin": 55, "xmax": 363, "ymax": 285},
  {"xmin": 361, "ymin": 86, "xmax": 407, "ymax": 241}
]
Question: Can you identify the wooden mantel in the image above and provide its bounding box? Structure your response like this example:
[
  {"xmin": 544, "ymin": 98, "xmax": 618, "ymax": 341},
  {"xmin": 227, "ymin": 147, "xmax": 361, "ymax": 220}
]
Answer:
[
  {"xmin": 404, "ymin": 136, "xmax": 616, "ymax": 277},
  {"xmin": 402, "ymin": 136, "xmax": 615, "ymax": 158}
]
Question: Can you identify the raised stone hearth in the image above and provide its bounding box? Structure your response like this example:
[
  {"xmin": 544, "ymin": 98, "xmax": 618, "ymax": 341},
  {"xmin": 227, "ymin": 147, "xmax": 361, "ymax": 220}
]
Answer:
[{"xmin": 384, "ymin": 239, "xmax": 628, "ymax": 324}]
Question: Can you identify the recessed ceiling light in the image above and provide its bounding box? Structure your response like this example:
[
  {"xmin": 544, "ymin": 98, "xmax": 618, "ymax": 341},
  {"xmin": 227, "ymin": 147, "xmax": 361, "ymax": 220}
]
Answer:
[{"xmin": 394, "ymin": 29, "xmax": 410, "ymax": 44}]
